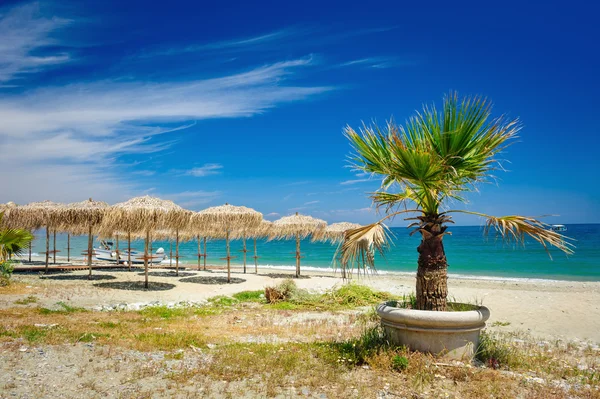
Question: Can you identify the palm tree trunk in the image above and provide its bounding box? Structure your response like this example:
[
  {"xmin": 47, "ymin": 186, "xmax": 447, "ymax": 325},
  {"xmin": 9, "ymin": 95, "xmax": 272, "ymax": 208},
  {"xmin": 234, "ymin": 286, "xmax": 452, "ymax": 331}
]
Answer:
[
  {"xmin": 87, "ymin": 225, "xmax": 93, "ymax": 279},
  {"xmin": 416, "ymin": 234, "xmax": 448, "ymax": 311}
]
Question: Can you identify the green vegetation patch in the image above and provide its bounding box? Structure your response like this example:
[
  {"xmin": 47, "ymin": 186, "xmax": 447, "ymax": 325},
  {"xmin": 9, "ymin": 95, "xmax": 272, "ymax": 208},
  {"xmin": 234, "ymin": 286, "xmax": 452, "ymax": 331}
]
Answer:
[
  {"xmin": 14, "ymin": 295, "xmax": 38, "ymax": 305},
  {"xmin": 38, "ymin": 302, "xmax": 87, "ymax": 315}
]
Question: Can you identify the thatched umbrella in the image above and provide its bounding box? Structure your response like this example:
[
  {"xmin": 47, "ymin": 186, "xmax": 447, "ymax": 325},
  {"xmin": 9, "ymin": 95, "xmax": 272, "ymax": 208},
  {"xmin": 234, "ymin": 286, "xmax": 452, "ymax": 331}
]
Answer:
[
  {"xmin": 192, "ymin": 204, "xmax": 262, "ymax": 283},
  {"xmin": 12, "ymin": 201, "xmax": 65, "ymax": 272},
  {"xmin": 104, "ymin": 196, "xmax": 190, "ymax": 288},
  {"xmin": 65, "ymin": 198, "xmax": 109, "ymax": 278},
  {"xmin": 313, "ymin": 222, "xmax": 362, "ymax": 244},
  {"xmin": 247, "ymin": 220, "xmax": 273, "ymax": 274},
  {"xmin": 0, "ymin": 202, "xmax": 35, "ymax": 261},
  {"xmin": 271, "ymin": 212, "xmax": 326, "ymax": 278}
]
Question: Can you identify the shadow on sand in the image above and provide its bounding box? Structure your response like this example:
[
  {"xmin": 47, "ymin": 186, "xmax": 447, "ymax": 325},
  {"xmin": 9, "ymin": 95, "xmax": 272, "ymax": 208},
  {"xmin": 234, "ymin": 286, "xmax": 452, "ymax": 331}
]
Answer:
[
  {"xmin": 137, "ymin": 271, "xmax": 197, "ymax": 278},
  {"xmin": 93, "ymin": 281, "xmax": 176, "ymax": 291},
  {"xmin": 179, "ymin": 276, "xmax": 246, "ymax": 285},
  {"xmin": 261, "ymin": 273, "xmax": 310, "ymax": 279},
  {"xmin": 41, "ymin": 274, "xmax": 116, "ymax": 281}
]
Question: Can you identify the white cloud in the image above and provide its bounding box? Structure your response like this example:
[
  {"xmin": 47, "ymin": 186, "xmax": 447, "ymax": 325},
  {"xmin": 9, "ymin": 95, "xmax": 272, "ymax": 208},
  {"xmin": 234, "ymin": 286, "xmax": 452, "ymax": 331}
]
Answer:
[
  {"xmin": 185, "ymin": 163, "xmax": 223, "ymax": 177},
  {"xmin": 339, "ymin": 56, "xmax": 416, "ymax": 69},
  {"xmin": 0, "ymin": 3, "xmax": 332, "ymax": 205},
  {"xmin": 304, "ymin": 200, "xmax": 320, "ymax": 205},
  {"xmin": 0, "ymin": 2, "xmax": 71, "ymax": 83},
  {"xmin": 154, "ymin": 190, "xmax": 221, "ymax": 209},
  {"xmin": 340, "ymin": 178, "xmax": 371, "ymax": 185}
]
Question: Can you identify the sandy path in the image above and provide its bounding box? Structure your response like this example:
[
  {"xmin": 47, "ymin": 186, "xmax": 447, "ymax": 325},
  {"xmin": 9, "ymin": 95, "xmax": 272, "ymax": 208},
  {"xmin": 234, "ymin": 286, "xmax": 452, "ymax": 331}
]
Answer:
[{"xmin": 3, "ymin": 260, "xmax": 600, "ymax": 343}]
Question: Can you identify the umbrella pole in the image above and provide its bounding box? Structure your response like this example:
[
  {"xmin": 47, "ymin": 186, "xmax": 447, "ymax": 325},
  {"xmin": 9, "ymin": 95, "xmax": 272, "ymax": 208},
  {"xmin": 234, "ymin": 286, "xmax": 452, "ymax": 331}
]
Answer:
[
  {"xmin": 144, "ymin": 230, "xmax": 149, "ymax": 289},
  {"xmin": 169, "ymin": 241, "xmax": 173, "ymax": 268},
  {"xmin": 226, "ymin": 230, "xmax": 231, "ymax": 283},
  {"xmin": 87, "ymin": 225, "xmax": 93, "ymax": 279},
  {"xmin": 28, "ymin": 239, "xmax": 32, "ymax": 262},
  {"xmin": 115, "ymin": 234, "xmax": 119, "ymax": 266},
  {"xmin": 67, "ymin": 234, "xmax": 70, "ymax": 262},
  {"xmin": 175, "ymin": 230, "xmax": 180, "ymax": 276},
  {"xmin": 253, "ymin": 238, "xmax": 258, "ymax": 274},
  {"xmin": 197, "ymin": 235, "xmax": 200, "ymax": 271},
  {"xmin": 295, "ymin": 233, "xmax": 300, "ymax": 278},
  {"xmin": 53, "ymin": 230, "xmax": 56, "ymax": 264},
  {"xmin": 242, "ymin": 233, "xmax": 247, "ymax": 274},
  {"xmin": 149, "ymin": 235, "xmax": 153, "ymax": 266},
  {"xmin": 203, "ymin": 237, "xmax": 207, "ymax": 270},
  {"xmin": 127, "ymin": 232, "xmax": 132, "ymax": 271},
  {"xmin": 45, "ymin": 227, "xmax": 49, "ymax": 273}
]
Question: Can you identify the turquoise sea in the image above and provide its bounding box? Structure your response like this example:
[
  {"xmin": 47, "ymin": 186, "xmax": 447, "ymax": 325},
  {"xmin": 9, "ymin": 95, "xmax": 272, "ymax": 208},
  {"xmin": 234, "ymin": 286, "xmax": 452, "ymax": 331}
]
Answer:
[{"xmin": 29, "ymin": 224, "xmax": 600, "ymax": 282}]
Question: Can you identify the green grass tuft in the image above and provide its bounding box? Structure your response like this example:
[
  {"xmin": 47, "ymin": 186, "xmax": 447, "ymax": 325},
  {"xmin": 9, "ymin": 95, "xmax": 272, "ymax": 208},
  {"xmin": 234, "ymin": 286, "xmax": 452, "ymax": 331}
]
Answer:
[
  {"xmin": 232, "ymin": 290, "xmax": 264, "ymax": 302},
  {"xmin": 14, "ymin": 295, "xmax": 38, "ymax": 305},
  {"xmin": 38, "ymin": 302, "xmax": 87, "ymax": 315}
]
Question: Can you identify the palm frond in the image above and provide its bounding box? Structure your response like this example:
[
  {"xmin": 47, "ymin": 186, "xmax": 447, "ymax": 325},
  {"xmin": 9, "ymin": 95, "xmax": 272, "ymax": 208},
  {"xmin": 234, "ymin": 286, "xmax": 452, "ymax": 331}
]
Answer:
[
  {"xmin": 336, "ymin": 223, "xmax": 392, "ymax": 274},
  {"xmin": 450, "ymin": 211, "xmax": 574, "ymax": 258}
]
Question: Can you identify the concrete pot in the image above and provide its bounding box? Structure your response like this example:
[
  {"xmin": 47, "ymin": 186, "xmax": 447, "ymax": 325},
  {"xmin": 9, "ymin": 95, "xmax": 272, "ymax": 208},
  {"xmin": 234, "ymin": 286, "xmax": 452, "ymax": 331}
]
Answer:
[{"xmin": 377, "ymin": 301, "xmax": 490, "ymax": 359}]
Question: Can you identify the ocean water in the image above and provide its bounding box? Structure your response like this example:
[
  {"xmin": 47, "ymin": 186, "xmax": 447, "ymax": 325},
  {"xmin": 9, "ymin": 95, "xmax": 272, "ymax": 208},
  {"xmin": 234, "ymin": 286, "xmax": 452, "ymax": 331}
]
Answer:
[{"xmin": 28, "ymin": 224, "xmax": 600, "ymax": 282}]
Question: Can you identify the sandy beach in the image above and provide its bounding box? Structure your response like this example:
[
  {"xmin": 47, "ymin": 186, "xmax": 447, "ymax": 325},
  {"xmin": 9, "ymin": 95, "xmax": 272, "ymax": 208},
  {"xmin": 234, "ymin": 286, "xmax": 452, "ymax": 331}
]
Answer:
[{"xmin": 4, "ymin": 255, "xmax": 600, "ymax": 343}]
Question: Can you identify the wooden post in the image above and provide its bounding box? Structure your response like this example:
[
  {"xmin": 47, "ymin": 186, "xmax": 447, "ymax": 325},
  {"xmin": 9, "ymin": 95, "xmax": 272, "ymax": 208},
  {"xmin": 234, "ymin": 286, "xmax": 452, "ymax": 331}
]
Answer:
[
  {"xmin": 169, "ymin": 241, "xmax": 173, "ymax": 268},
  {"xmin": 226, "ymin": 230, "xmax": 231, "ymax": 283},
  {"xmin": 45, "ymin": 227, "xmax": 49, "ymax": 273},
  {"xmin": 87, "ymin": 225, "xmax": 93, "ymax": 279},
  {"xmin": 242, "ymin": 233, "xmax": 247, "ymax": 274},
  {"xmin": 67, "ymin": 234, "xmax": 70, "ymax": 262},
  {"xmin": 203, "ymin": 237, "xmax": 207, "ymax": 270},
  {"xmin": 295, "ymin": 233, "xmax": 300, "ymax": 278},
  {"xmin": 28, "ymin": 240, "xmax": 32, "ymax": 263},
  {"xmin": 127, "ymin": 232, "xmax": 132, "ymax": 271},
  {"xmin": 53, "ymin": 230, "xmax": 56, "ymax": 264},
  {"xmin": 175, "ymin": 230, "xmax": 180, "ymax": 276},
  {"xmin": 149, "ymin": 234, "xmax": 153, "ymax": 266},
  {"xmin": 197, "ymin": 235, "xmax": 200, "ymax": 271},
  {"xmin": 115, "ymin": 234, "xmax": 119, "ymax": 266},
  {"xmin": 144, "ymin": 230, "xmax": 149, "ymax": 289},
  {"xmin": 253, "ymin": 238, "xmax": 258, "ymax": 274}
]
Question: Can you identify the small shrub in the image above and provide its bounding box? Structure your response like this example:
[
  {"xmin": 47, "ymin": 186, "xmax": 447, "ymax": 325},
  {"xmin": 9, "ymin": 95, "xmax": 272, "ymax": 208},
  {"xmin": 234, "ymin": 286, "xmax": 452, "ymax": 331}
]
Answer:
[
  {"xmin": 0, "ymin": 261, "xmax": 14, "ymax": 286},
  {"xmin": 391, "ymin": 355, "xmax": 409, "ymax": 371},
  {"xmin": 264, "ymin": 279, "xmax": 298, "ymax": 303}
]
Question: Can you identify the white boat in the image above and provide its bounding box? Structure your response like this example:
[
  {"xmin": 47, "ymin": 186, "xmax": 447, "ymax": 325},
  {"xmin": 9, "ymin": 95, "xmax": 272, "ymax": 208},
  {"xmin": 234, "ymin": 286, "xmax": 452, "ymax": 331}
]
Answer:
[
  {"xmin": 94, "ymin": 241, "xmax": 165, "ymax": 264},
  {"xmin": 551, "ymin": 224, "xmax": 567, "ymax": 232}
]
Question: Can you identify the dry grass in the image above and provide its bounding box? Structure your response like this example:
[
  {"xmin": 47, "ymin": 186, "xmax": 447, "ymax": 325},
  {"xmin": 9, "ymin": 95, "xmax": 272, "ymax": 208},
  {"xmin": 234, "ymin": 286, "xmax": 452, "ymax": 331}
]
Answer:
[{"xmin": 0, "ymin": 289, "xmax": 599, "ymax": 398}]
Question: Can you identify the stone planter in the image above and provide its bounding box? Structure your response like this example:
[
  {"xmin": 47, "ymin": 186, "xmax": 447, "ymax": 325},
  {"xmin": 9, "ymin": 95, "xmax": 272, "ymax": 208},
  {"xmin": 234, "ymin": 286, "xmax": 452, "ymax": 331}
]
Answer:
[{"xmin": 377, "ymin": 301, "xmax": 490, "ymax": 359}]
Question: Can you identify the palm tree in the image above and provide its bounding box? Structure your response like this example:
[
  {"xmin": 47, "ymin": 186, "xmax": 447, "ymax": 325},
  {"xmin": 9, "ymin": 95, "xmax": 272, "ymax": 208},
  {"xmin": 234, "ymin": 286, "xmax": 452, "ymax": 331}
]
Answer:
[
  {"xmin": 0, "ymin": 212, "xmax": 34, "ymax": 261},
  {"xmin": 340, "ymin": 93, "xmax": 573, "ymax": 311}
]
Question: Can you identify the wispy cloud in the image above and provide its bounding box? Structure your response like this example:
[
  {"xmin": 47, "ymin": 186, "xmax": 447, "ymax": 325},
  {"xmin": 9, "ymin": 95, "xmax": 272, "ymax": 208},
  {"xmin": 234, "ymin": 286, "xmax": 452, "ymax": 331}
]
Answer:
[
  {"xmin": 340, "ymin": 56, "xmax": 417, "ymax": 69},
  {"xmin": 185, "ymin": 163, "xmax": 223, "ymax": 177},
  {"xmin": 304, "ymin": 200, "xmax": 320, "ymax": 205},
  {"xmin": 281, "ymin": 180, "xmax": 312, "ymax": 187},
  {"xmin": 288, "ymin": 206, "xmax": 307, "ymax": 212},
  {"xmin": 265, "ymin": 212, "xmax": 280, "ymax": 220},
  {"xmin": 156, "ymin": 190, "xmax": 221, "ymax": 209},
  {"xmin": 340, "ymin": 178, "xmax": 371, "ymax": 185},
  {"xmin": 0, "ymin": 4, "xmax": 332, "ymax": 205},
  {"xmin": 0, "ymin": 2, "xmax": 71, "ymax": 83}
]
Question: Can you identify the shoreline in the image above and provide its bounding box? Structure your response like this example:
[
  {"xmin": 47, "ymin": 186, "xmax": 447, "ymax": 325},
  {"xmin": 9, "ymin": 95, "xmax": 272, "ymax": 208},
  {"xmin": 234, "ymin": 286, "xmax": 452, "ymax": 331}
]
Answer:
[{"xmin": 14, "ymin": 254, "xmax": 600, "ymax": 284}]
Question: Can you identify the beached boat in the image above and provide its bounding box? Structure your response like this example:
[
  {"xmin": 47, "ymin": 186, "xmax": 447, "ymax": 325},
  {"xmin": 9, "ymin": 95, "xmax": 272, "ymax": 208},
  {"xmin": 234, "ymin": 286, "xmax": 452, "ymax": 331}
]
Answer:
[
  {"xmin": 551, "ymin": 224, "xmax": 567, "ymax": 232},
  {"xmin": 94, "ymin": 241, "xmax": 165, "ymax": 264}
]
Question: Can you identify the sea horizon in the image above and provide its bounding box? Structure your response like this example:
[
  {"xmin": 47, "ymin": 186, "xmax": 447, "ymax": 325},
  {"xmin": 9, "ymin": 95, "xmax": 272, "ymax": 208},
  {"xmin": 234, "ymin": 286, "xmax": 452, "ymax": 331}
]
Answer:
[{"xmin": 27, "ymin": 223, "xmax": 600, "ymax": 283}]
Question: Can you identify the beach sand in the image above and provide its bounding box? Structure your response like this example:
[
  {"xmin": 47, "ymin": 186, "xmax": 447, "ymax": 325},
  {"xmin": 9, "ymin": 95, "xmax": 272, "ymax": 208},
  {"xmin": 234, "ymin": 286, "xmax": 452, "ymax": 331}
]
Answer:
[{"xmin": 4, "ymin": 255, "xmax": 600, "ymax": 343}]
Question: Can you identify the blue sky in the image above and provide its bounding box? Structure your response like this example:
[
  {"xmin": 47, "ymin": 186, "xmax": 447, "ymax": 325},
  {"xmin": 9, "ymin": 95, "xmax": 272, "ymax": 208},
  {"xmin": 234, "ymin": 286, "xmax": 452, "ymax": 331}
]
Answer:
[{"xmin": 1, "ymin": 0, "xmax": 598, "ymax": 225}]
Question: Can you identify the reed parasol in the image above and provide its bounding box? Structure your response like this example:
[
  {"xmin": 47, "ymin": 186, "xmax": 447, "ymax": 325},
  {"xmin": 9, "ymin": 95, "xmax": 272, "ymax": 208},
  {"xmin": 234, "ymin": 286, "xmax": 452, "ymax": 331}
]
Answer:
[
  {"xmin": 65, "ymin": 198, "xmax": 109, "ymax": 278},
  {"xmin": 192, "ymin": 204, "xmax": 262, "ymax": 283},
  {"xmin": 247, "ymin": 220, "xmax": 273, "ymax": 274},
  {"xmin": 271, "ymin": 212, "xmax": 326, "ymax": 278},
  {"xmin": 104, "ymin": 196, "xmax": 190, "ymax": 288},
  {"xmin": 12, "ymin": 200, "xmax": 65, "ymax": 272}
]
